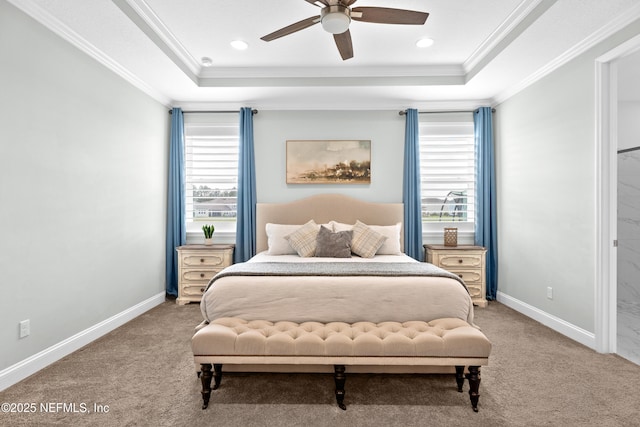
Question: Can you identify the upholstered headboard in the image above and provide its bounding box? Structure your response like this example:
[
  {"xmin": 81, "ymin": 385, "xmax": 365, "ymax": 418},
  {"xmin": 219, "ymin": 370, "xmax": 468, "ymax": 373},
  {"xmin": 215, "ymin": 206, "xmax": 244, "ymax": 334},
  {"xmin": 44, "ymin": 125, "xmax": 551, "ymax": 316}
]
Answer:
[{"xmin": 256, "ymin": 194, "xmax": 404, "ymax": 253}]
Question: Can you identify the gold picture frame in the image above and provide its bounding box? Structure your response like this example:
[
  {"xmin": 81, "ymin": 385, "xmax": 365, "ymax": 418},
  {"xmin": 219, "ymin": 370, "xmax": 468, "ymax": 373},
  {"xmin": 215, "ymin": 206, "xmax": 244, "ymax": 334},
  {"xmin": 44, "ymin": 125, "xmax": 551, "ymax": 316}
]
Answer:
[{"xmin": 286, "ymin": 140, "xmax": 371, "ymax": 184}]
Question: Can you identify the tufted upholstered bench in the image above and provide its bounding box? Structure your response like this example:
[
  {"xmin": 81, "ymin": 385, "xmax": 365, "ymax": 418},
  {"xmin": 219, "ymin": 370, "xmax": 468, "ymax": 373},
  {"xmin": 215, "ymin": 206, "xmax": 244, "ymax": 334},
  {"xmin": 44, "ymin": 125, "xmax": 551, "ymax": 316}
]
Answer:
[{"xmin": 192, "ymin": 317, "xmax": 491, "ymax": 411}]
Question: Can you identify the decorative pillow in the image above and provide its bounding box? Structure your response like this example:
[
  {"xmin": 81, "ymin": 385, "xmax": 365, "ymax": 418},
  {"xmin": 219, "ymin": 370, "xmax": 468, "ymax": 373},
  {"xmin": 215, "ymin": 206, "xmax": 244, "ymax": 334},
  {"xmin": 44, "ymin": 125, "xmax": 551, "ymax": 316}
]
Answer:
[
  {"xmin": 369, "ymin": 223, "xmax": 402, "ymax": 255},
  {"xmin": 351, "ymin": 220, "xmax": 387, "ymax": 258},
  {"xmin": 284, "ymin": 220, "xmax": 319, "ymax": 257},
  {"xmin": 315, "ymin": 226, "xmax": 353, "ymax": 258},
  {"xmin": 265, "ymin": 223, "xmax": 301, "ymax": 255},
  {"xmin": 331, "ymin": 221, "xmax": 353, "ymax": 233}
]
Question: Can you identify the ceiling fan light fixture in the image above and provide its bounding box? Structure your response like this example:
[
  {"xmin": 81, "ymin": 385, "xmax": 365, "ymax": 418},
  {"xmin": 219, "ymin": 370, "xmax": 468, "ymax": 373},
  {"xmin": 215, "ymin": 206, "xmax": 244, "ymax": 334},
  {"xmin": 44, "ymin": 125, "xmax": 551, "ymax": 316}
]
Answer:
[{"xmin": 321, "ymin": 5, "xmax": 351, "ymax": 34}]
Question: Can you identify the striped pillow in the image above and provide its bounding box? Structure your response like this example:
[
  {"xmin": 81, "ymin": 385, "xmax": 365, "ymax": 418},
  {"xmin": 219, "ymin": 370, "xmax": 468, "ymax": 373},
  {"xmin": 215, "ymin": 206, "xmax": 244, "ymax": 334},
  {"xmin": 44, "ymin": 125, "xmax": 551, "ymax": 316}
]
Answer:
[{"xmin": 351, "ymin": 220, "xmax": 387, "ymax": 258}]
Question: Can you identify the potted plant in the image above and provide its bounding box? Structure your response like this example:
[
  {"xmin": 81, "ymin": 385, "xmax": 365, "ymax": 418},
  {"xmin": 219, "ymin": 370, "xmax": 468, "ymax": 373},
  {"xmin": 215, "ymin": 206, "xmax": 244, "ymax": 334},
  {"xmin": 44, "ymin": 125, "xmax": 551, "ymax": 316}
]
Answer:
[{"xmin": 202, "ymin": 224, "xmax": 215, "ymax": 245}]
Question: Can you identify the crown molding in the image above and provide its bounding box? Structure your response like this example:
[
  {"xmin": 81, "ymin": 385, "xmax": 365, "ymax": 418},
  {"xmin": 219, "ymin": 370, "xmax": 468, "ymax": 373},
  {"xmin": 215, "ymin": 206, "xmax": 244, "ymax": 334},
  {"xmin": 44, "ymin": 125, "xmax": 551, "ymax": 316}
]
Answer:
[
  {"xmin": 111, "ymin": 0, "xmax": 199, "ymax": 84},
  {"xmin": 464, "ymin": 0, "xmax": 551, "ymax": 74},
  {"xmin": 493, "ymin": 2, "xmax": 640, "ymax": 105},
  {"xmin": 7, "ymin": 0, "xmax": 172, "ymax": 107},
  {"xmin": 199, "ymin": 64, "xmax": 464, "ymax": 79},
  {"xmin": 465, "ymin": 0, "xmax": 557, "ymax": 83},
  {"xmin": 173, "ymin": 99, "xmax": 493, "ymax": 112},
  {"xmin": 120, "ymin": 0, "xmax": 200, "ymax": 73},
  {"xmin": 198, "ymin": 74, "xmax": 466, "ymax": 88},
  {"xmin": 197, "ymin": 64, "xmax": 465, "ymax": 87}
]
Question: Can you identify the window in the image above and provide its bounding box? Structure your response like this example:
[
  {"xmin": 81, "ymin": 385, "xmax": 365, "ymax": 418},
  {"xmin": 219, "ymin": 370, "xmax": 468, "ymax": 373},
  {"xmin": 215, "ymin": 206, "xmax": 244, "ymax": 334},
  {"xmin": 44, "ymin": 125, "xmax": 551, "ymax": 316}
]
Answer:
[
  {"xmin": 183, "ymin": 113, "xmax": 239, "ymax": 233},
  {"xmin": 419, "ymin": 116, "xmax": 475, "ymax": 236}
]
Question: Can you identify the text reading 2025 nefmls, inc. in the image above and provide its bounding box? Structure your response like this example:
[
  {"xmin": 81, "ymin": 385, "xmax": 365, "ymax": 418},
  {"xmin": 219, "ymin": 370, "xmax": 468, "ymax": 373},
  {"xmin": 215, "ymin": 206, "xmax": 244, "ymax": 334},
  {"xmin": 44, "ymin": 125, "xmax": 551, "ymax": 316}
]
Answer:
[{"xmin": 1, "ymin": 402, "xmax": 110, "ymax": 414}]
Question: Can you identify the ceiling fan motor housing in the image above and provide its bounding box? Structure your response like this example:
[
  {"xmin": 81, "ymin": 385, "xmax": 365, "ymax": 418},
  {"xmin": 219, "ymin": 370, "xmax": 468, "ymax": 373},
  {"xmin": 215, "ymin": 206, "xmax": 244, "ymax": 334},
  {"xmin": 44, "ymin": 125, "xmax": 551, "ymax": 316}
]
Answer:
[{"xmin": 321, "ymin": 5, "xmax": 351, "ymax": 34}]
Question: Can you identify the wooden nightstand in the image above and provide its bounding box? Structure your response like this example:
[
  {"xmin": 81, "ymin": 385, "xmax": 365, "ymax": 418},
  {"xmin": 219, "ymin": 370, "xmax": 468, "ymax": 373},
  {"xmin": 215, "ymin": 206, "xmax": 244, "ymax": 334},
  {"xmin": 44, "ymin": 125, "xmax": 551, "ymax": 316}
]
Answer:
[
  {"xmin": 176, "ymin": 244, "xmax": 234, "ymax": 305},
  {"xmin": 424, "ymin": 244, "xmax": 487, "ymax": 307}
]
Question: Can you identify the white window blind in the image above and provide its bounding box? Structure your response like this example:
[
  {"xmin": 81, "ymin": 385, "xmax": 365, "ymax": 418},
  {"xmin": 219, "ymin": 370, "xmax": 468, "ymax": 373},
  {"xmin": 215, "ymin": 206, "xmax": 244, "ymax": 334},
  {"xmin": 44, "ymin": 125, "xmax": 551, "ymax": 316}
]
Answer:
[
  {"xmin": 183, "ymin": 114, "xmax": 239, "ymax": 232},
  {"xmin": 419, "ymin": 119, "xmax": 475, "ymax": 232}
]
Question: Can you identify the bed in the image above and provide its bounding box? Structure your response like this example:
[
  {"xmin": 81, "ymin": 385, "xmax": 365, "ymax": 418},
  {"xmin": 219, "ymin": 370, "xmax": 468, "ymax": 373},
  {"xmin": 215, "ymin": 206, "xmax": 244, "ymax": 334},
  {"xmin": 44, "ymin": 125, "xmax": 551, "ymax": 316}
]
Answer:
[
  {"xmin": 192, "ymin": 194, "xmax": 490, "ymax": 411},
  {"xmin": 200, "ymin": 193, "xmax": 474, "ymax": 328}
]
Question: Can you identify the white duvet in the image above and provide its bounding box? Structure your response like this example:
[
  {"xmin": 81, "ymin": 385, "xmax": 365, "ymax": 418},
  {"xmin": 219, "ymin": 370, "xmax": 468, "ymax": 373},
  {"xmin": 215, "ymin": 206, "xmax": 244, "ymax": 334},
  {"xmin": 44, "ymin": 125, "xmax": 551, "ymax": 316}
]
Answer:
[{"xmin": 200, "ymin": 252, "xmax": 474, "ymax": 325}]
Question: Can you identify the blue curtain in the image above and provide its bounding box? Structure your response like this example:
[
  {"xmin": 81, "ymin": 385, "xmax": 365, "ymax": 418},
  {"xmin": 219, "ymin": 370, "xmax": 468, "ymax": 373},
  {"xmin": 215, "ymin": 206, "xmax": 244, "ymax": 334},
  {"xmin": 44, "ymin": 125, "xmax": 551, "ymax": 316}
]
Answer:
[
  {"xmin": 403, "ymin": 108, "xmax": 423, "ymax": 261},
  {"xmin": 474, "ymin": 107, "xmax": 498, "ymax": 300},
  {"xmin": 166, "ymin": 108, "xmax": 185, "ymax": 296},
  {"xmin": 235, "ymin": 107, "xmax": 256, "ymax": 263}
]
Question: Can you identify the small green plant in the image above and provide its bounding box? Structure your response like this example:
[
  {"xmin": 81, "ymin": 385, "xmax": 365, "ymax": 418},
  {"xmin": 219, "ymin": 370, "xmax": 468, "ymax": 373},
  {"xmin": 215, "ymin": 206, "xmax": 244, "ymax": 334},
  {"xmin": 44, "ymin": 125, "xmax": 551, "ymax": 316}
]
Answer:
[{"xmin": 202, "ymin": 224, "xmax": 215, "ymax": 239}]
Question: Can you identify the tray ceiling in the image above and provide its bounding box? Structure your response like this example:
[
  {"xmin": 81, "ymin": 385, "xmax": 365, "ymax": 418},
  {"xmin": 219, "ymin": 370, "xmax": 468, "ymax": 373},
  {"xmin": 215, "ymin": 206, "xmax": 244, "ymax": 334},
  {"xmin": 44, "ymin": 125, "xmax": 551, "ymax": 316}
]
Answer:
[{"xmin": 9, "ymin": 0, "xmax": 640, "ymax": 109}]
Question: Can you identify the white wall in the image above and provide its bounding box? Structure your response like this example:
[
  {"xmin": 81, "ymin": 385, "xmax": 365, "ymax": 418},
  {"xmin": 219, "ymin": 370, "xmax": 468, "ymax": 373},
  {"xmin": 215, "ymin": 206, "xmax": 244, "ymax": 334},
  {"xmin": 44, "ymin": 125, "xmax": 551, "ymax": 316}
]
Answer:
[
  {"xmin": 495, "ymin": 20, "xmax": 640, "ymax": 335},
  {"xmin": 186, "ymin": 110, "xmax": 406, "ymax": 246},
  {"xmin": 254, "ymin": 110, "xmax": 405, "ymax": 204},
  {"xmin": 619, "ymin": 101, "xmax": 640, "ymax": 150},
  {"xmin": 0, "ymin": 1, "xmax": 168, "ymax": 373}
]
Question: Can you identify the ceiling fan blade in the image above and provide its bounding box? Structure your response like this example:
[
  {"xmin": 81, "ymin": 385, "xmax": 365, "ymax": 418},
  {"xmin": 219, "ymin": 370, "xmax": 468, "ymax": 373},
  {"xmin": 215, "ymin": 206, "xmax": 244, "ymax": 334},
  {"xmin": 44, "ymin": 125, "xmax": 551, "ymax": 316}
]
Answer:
[
  {"xmin": 333, "ymin": 30, "xmax": 353, "ymax": 60},
  {"xmin": 351, "ymin": 7, "xmax": 428, "ymax": 25},
  {"xmin": 305, "ymin": 0, "xmax": 329, "ymax": 6},
  {"xmin": 261, "ymin": 15, "xmax": 321, "ymax": 42}
]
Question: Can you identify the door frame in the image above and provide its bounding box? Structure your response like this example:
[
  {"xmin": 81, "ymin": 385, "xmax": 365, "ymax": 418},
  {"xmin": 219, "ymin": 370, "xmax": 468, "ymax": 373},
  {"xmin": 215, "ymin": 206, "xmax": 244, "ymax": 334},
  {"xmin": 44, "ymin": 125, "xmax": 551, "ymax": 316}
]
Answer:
[{"xmin": 595, "ymin": 34, "xmax": 640, "ymax": 353}]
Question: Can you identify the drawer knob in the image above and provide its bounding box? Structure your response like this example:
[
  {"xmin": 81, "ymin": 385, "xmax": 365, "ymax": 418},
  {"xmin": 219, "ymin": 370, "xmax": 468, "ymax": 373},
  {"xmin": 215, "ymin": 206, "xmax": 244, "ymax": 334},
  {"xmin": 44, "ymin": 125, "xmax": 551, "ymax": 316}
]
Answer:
[
  {"xmin": 459, "ymin": 274, "xmax": 464, "ymax": 278},
  {"xmin": 200, "ymin": 258, "xmax": 205, "ymax": 263},
  {"xmin": 200, "ymin": 288, "xmax": 205, "ymax": 293},
  {"xmin": 200, "ymin": 273, "xmax": 205, "ymax": 278},
  {"xmin": 458, "ymin": 259, "xmax": 463, "ymax": 263}
]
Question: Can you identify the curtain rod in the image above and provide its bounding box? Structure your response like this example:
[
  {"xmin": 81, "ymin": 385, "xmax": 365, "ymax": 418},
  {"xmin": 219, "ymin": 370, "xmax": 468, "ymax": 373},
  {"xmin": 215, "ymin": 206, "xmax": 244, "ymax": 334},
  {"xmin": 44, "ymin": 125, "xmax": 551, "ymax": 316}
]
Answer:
[
  {"xmin": 398, "ymin": 108, "xmax": 495, "ymax": 116},
  {"xmin": 169, "ymin": 109, "xmax": 258, "ymax": 115}
]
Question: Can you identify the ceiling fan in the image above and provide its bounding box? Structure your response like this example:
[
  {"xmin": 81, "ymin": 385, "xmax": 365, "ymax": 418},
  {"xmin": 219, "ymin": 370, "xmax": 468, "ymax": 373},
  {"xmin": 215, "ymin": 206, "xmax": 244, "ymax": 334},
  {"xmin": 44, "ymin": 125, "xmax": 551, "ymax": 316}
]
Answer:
[{"xmin": 260, "ymin": 0, "xmax": 429, "ymax": 60}]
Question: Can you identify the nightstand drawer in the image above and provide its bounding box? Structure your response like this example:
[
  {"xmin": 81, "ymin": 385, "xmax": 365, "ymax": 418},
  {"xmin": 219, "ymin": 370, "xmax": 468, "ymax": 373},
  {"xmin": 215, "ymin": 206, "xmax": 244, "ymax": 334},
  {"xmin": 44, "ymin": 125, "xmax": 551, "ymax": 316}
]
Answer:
[
  {"xmin": 438, "ymin": 254, "xmax": 482, "ymax": 268},
  {"xmin": 181, "ymin": 270, "xmax": 218, "ymax": 283},
  {"xmin": 182, "ymin": 283, "xmax": 208, "ymax": 297},
  {"xmin": 182, "ymin": 253, "xmax": 229, "ymax": 268},
  {"xmin": 448, "ymin": 269, "xmax": 482, "ymax": 284}
]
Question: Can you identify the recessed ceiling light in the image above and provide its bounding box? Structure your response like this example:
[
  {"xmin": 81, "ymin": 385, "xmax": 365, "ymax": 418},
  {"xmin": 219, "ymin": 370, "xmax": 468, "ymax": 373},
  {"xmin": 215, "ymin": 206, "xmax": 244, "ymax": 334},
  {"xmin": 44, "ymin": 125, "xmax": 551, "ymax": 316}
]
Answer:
[
  {"xmin": 230, "ymin": 40, "xmax": 249, "ymax": 50},
  {"xmin": 416, "ymin": 38, "xmax": 434, "ymax": 48},
  {"xmin": 201, "ymin": 57, "xmax": 213, "ymax": 67}
]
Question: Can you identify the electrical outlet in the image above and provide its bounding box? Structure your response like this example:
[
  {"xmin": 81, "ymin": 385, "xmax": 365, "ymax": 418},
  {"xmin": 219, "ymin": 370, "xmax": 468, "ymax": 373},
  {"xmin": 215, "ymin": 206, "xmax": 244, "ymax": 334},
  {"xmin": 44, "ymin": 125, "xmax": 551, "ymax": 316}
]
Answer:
[
  {"xmin": 546, "ymin": 287, "xmax": 553, "ymax": 300},
  {"xmin": 19, "ymin": 319, "xmax": 30, "ymax": 338}
]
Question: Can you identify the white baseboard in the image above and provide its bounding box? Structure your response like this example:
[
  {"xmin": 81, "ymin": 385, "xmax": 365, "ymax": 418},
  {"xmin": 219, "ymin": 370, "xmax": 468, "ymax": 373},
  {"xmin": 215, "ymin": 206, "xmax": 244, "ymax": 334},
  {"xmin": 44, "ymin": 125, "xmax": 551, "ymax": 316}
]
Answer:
[
  {"xmin": 496, "ymin": 291, "xmax": 596, "ymax": 350},
  {"xmin": 0, "ymin": 292, "xmax": 166, "ymax": 392}
]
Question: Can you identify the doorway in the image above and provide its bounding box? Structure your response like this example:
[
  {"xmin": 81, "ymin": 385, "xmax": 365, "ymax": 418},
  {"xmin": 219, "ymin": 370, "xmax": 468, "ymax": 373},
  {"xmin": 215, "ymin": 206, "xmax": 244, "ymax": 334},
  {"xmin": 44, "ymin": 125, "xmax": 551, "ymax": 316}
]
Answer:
[
  {"xmin": 615, "ymin": 51, "xmax": 640, "ymax": 364},
  {"xmin": 595, "ymin": 34, "xmax": 640, "ymax": 359}
]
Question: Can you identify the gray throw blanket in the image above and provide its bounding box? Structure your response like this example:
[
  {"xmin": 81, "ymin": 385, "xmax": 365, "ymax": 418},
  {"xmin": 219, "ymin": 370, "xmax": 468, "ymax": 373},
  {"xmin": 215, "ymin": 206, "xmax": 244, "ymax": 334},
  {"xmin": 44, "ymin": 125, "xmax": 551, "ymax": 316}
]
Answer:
[{"xmin": 206, "ymin": 262, "xmax": 468, "ymax": 293}]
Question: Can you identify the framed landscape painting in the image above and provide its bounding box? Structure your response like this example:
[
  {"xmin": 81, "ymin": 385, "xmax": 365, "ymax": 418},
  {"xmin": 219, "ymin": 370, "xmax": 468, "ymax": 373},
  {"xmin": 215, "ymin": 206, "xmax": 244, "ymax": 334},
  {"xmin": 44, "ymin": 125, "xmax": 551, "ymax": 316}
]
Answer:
[{"xmin": 286, "ymin": 140, "xmax": 371, "ymax": 184}]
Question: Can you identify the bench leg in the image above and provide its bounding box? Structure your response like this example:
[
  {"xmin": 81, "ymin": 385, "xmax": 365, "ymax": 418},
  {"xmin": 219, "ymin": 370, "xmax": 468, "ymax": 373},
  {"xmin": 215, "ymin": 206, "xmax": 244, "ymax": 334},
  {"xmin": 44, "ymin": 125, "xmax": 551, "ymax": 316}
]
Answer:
[
  {"xmin": 213, "ymin": 363, "xmax": 223, "ymax": 390},
  {"xmin": 334, "ymin": 365, "xmax": 347, "ymax": 410},
  {"xmin": 465, "ymin": 366, "xmax": 481, "ymax": 412},
  {"xmin": 455, "ymin": 366, "xmax": 465, "ymax": 392},
  {"xmin": 200, "ymin": 364, "xmax": 213, "ymax": 409}
]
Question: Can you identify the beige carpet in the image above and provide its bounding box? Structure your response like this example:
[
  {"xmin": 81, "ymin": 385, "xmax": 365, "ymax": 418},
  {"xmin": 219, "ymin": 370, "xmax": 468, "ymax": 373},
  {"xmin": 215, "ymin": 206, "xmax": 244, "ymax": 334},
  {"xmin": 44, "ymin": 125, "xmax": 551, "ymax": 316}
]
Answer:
[{"xmin": 1, "ymin": 300, "xmax": 639, "ymax": 427}]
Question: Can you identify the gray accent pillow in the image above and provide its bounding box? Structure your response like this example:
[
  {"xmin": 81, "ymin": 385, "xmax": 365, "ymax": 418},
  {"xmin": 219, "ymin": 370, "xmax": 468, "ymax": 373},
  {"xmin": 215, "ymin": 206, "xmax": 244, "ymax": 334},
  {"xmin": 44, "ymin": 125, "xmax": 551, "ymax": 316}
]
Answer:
[{"xmin": 315, "ymin": 225, "xmax": 353, "ymax": 258}]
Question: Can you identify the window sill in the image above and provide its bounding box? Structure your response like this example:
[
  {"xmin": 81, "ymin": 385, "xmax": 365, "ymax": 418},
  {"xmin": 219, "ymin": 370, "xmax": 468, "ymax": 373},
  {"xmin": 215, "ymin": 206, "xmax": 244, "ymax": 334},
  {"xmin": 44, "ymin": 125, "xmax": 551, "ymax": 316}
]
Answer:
[
  {"xmin": 422, "ymin": 230, "xmax": 475, "ymax": 246},
  {"xmin": 186, "ymin": 230, "xmax": 236, "ymax": 245}
]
